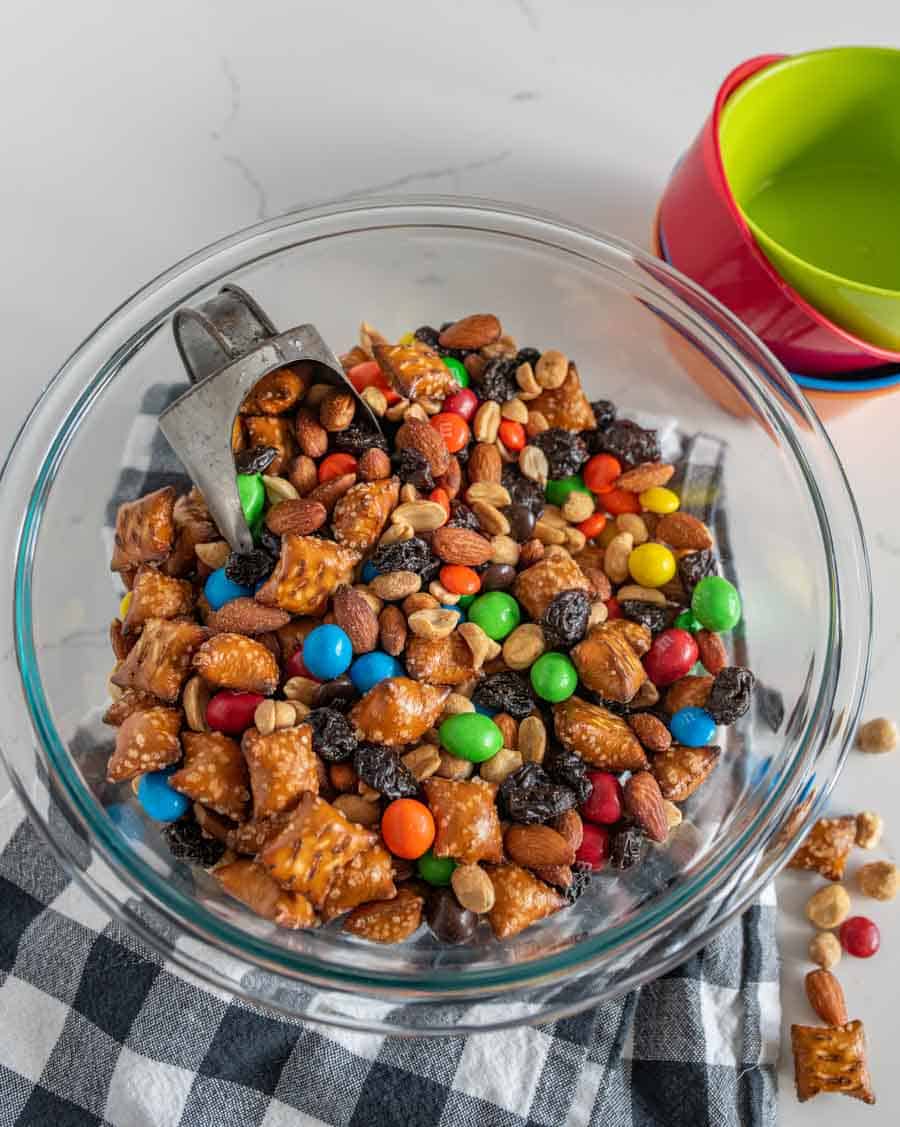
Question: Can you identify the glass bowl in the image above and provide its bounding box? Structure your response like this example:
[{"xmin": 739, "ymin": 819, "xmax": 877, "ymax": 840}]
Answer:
[{"xmin": 0, "ymin": 198, "xmax": 871, "ymax": 1034}]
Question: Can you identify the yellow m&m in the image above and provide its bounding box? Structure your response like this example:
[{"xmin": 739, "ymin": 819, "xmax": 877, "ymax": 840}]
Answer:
[
  {"xmin": 628, "ymin": 542, "xmax": 676, "ymax": 588},
  {"xmin": 639, "ymin": 486, "xmax": 680, "ymax": 514}
]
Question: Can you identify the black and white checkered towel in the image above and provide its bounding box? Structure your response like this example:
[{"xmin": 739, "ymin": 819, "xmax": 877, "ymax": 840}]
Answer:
[{"xmin": 0, "ymin": 382, "xmax": 780, "ymax": 1127}]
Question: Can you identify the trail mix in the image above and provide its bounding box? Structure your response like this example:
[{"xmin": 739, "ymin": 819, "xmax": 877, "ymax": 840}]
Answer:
[{"xmin": 104, "ymin": 312, "xmax": 753, "ymax": 945}]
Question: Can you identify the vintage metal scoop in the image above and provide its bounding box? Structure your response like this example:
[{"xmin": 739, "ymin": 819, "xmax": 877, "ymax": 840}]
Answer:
[{"xmin": 160, "ymin": 285, "xmax": 383, "ymax": 553}]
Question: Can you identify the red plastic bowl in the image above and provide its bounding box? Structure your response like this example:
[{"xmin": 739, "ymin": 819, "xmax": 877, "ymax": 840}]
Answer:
[{"xmin": 659, "ymin": 54, "xmax": 900, "ymax": 375}]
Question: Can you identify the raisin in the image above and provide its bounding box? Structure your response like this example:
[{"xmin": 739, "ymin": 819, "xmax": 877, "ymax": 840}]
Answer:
[
  {"xmin": 515, "ymin": 347, "xmax": 541, "ymax": 369},
  {"xmin": 234, "ymin": 445, "xmax": 278, "ymax": 475},
  {"xmin": 396, "ymin": 447, "xmax": 434, "ymax": 492},
  {"xmin": 706, "ymin": 666, "xmax": 755, "ymax": 725},
  {"xmin": 414, "ymin": 325, "xmax": 441, "ymax": 349},
  {"xmin": 334, "ymin": 422, "xmax": 388, "ymax": 456},
  {"xmin": 592, "ymin": 419, "xmax": 660, "ymax": 466},
  {"xmin": 563, "ymin": 863, "xmax": 593, "ymax": 904},
  {"xmin": 544, "ymin": 745, "xmax": 593, "ymax": 804},
  {"xmin": 448, "ymin": 502, "xmax": 481, "ymax": 532},
  {"xmin": 371, "ymin": 536, "xmax": 435, "ymax": 575},
  {"xmin": 258, "ymin": 525, "xmax": 282, "ymax": 560},
  {"xmin": 677, "ymin": 549, "xmax": 718, "ymax": 596},
  {"xmin": 499, "ymin": 763, "xmax": 578, "ymax": 824},
  {"xmin": 620, "ymin": 599, "xmax": 672, "ymax": 634},
  {"xmin": 609, "ymin": 825, "xmax": 647, "ymax": 871},
  {"xmin": 502, "ymin": 468, "xmax": 545, "ymax": 516},
  {"xmin": 474, "ymin": 357, "xmax": 518, "ymax": 403},
  {"xmin": 541, "ymin": 589, "xmax": 591, "ymax": 648},
  {"xmin": 225, "ymin": 548, "xmax": 276, "ymax": 586},
  {"xmin": 163, "ymin": 815, "xmax": 227, "ymax": 868},
  {"xmin": 589, "ymin": 400, "xmax": 616, "ymax": 431},
  {"xmin": 472, "ymin": 671, "xmax": 535, "ymax": 720},
  {"xmin": 531, "ymin": 429, "xmax": 589, "ymax": 479},
  {"xmin": 354, "ymin": 742, "xmax": 419, "ymax": 800},
  {"xmin": 306, "ymin": 708, "xmax": 357, "ymax": 762}
]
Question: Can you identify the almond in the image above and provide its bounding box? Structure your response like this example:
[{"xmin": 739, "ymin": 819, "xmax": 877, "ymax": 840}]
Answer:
[
  {"xmin": 628, "ymin": 712, "xmax": 672, "ymax": 752},
  {"xmin": 332, "ymin": 585, "xmax": 379, "ymax": 654},
  {"xmin": 294, "ymin": 408, "xmax": 328, "ymax": 458},
  {"xmin": 431, "ymin": 526, "xmax": 494, "ymax": 566},
  {"xmin": 551, "ymin": 809, "xmax": 583, "ymax": 853},
  {"xmin": 287, "ymin": 454, "xmax": 319, "ymax": 495},
  {"xmin": 395, "ymin": 417, "xmax": 450, "ymax": 477},
  {"xmin": 436, "ymin": 454, "xmax": 462, "ymax": 499},
  {"xmin": 205, "ymin": 598, "xmax": 292, "ymax": 636},
  {"xmin": 438, "ymin": 313, "xmax": 501, "ymax": 350},
  {"xmin": 358, "ymin": 447, "xmax": 392, "ymax": 481},
  {"xmin": 665, "ymin": 675, "xmax": 714, "ymax": 713},
  {"xmin": 614, "ymin": 462, "xmax": 675, "ymax": 492},
  {"xmin": 805, "ymin": 969, "xmax": 848, "ymax": 1026},
  {"xmin": 378, "ymin": 604, "xmax": 407, "ymax": 656},
  {"xmin": 696, "ymin": 630, "xmax": 728, "ymax": 675},
  {"xmin": 655, "ymin": 512, "xmax": 714, "ymax": 550},
  {"xmin": 467, "ymin": 442, "xmax": 503, "ymax": 484},
  {"xmin": 624, "ymin": 771, "xmax": 668, "ymax": 842},
  {"xmin": 265, "ymin": 499, "xmax": 327, "ymax": 536},
  {"xmin": 504, "ymin": 824, "xmax": 575, "ymax": 868}
]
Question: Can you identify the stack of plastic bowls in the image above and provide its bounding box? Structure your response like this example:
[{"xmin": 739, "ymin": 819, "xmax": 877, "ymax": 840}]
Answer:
[{"xmin": 658, "ymin": 47, "xmax": 900, "ymax": 420}]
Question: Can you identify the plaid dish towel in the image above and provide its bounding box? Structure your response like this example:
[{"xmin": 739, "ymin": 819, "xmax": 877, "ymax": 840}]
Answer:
[{"xmin": 0, "ymin": 383, "xmax": 780, "ymax": 1127}]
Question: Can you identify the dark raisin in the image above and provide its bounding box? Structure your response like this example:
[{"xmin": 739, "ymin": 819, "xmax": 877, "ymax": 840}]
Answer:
[
  {"xmin": 609, "ymin": 825, "xmax": 647, "ymax": 871},
  {"xmin": 481, "ymin": 563, "xmax": 516, "ymax": 591},
  {"xmin": 224, "ymin": 548, "xmax": 275, "ymax": 586},
  {"xmin": 306, "ymin": 708, "xmax": 357, "ymax": 762},
  {"xmin": 354, "ymin": 742, "xmax": 419, "ymax": 800},
  {"xmin": 234, "ymin": 445, "xmax": 278, "ymax": 475},
  {"xmin": 677, "ymin": 550, "xmax": 719, "ymax": 596},
  {"xmin": 313, "ymin": 674, "xmax": 357, "ymax": 711},
  {"xmin": 541, "ymin": 589, "xmax": 591, "ymax": 648},
  {"xmin": 474, "ymin": 357, "xmax": 518, "ymax": 403},
  {"xmin": 258, "ymin": 525, "xmax": 282, "ymax": 560},
  {"xmin": 334, "ymin": 422, "xmax": 388, "ymax": 456},
  {"xmin": 706, "ymin": 666, "xmax": 755, "ymax": 725},
  {"xmin": 620, "ymin": 599, "xmax": 672, "ymax": 634},
  {"xmin": 531, "ymin": 429, "xmax": 589, "ymax": 479},
  {"xmin": 543, "ymin": 746, "xmax": 593, "ymax": 804},
  {"xmin": 505, "ymin": 503, "xmax": 535, "ymax": 541},
  {"xmin": 371, "ymin": 536, "xmax": 434, "ymax": 575},
  {"xmin": 589, "ymin": 400, "xmax": 616, "ymax": 431},
  {"xmin": 472, "ymin": 671, "xmax": 535, "ymax": 720},
  {"xmin": 396, "ymin": 447, "xmax": 434, "ymax": 492},
  {"xmin": 426, "ymin": 887, "xmax": 477, "ymax": 944},
  {"xmin": 163, "ymin": 815, "xmax": 226, "ymax": 868},
  {"xmin": 502, "ymin": 468, "xmax": 545, "ymax": 516},
  {"xmin": 564, "ymin": 863, "xmax": 593, "ymax": 904},
  {"xmin": 498, "ymin": 763, "xmax": 578, "ymax": 824},
  {"xmin": 414, "ymin": 325, "xmax": 441, "ymax": 348},
  {"xmin": 515, "ymin": 347, "xmax": 541, "ymax": 369},
  {"xmin": 448, "ymin": 502, "xmax": 481, "ymax": 532},
  {"xmin": 593, "ymin": 420, "xmax": 660, "ymax": 466}
]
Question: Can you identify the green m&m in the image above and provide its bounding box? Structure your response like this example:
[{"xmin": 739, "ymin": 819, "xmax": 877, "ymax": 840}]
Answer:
[
  {"xmin": 237, "ymin": 472, "xmax": 265, "ymax": 527},
  {"xmin": 442, "ymin": 356, "xmax": 469, "ymax": 387},
  {"xmin": 545, "ymin": 474, "xmax": 590, "ymax": 507},
  {"xmin": 530, "ymin": 652, "xmax": 578, "ymax": 702},
  {"xmin": 691, "ymin": 576, "xmax": 742, "ymax": 632},
  {"xmin": 674, "ymin": 609, "xmax": 701, "ymax": 633},
  {"xmin": 416, "ymin": 850, "xmax": 456, "ymax": 886},
  {"xmin": 439, "ymin": 713, "xmax": 503, "ymax": 763},
  {"xmin": 467, "ymin": 591, "xmax": 520, "ymax": 640}
]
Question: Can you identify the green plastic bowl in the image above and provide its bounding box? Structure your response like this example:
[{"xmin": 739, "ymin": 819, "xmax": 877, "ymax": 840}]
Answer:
[{"xmin": 719, "ymin": 47, "xmax": 900, "ymax": 350}]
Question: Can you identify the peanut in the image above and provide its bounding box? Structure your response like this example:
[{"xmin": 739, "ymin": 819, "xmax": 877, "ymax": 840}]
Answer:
[
  {"xmin": 473, "ymin": 400, "xmax": 501, "ymax": 443},
  {"xmin": 436, "ymin": 748, "xmax": 474, "ymax": 779},
  {"xmin": 805, "ymin": 883, "xmax": 851, "ymax": 929},
  {"xmin": 857, "ymin": 860, "xmax": 899, "ymax": 900},
  {"xmin": 491, "ymin": 535, "xmax": 520, "ymax": 566},
  {"xmin": 407, "ymin": 608, "xmax": 460, "ymax": 640},
  {"xmin": 515, "ymin": 361, "xmax": 542, "ymax": 400},
  {"xmin": 535, "ymin": 349, "xmax": 568, "ymax": 389},
  {"xmin": 809, "ymin": 931, "xmax": 842, "ymax": 970},
  {"xmin": 479, "ymin": 748, "xmax": 523, "ymax": 783},
  {"xmin": 391, "ymin": 500, "xmax": 447, "ymax": 533},
  {"xmin": 616, "ymin": 513, "xmax": 649, "ymax": 544},
  {"xmin": 857, "ymin": 716, "xmax": 897, "ymax": 753},
  {"xmin": 262, "ymin": 475, "xmax": 300, "ymax": 504},
  {"xmin": 855, "ymin": 810, "xmax": 884, "ymax": 850},
  {"xmin": 500, "ymin": 398, "xmax": 529, "ymax": 423},
  {"xmin": 603, "ymin": 531, "xmax": 634, "ymax": 583},
  {"xmin": 369, "ymin": 570, "xmax": 422, "ymax": 600},
  {"xmin": 502, "ymin": 623, "xmax": 546, "ymax": 671},
  {"xmin": 562, "ymin": 490, "xmax": 594, "ymax": 524},
  {"xmin": 518, "ymin": 444, "xmax": 549, "ymax": 485},
  {"xmin": 442, "ymin": 693, "xmax": 476, "ymax": 717},
  {"xmin": 333, "ymin": 795, "xmax": 381, "ymax": 827},
  {"xmin": 458, "ymin": 621, "xmax": 501, "ymax": 668},
  {"xmin": 183, "ymin": 675, "xmax": 211, "ymax": 732},
  {"xmin": 451, "ymin": 864, "xmax": 496, "ymax": 914},
  {"xmin": 195, "ymin": 541, "xmax": 231, "ymax": 570},
  {"xmin": 518, "ymin": 715, "xmax": 547, "ymax": 763},
  {"xmin": 401, "ymin": 744, "xmax": 441, "ymax": 781}
]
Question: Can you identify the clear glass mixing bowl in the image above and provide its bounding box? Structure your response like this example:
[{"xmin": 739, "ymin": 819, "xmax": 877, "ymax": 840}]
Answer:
[{"xmin": 0, "ymin": 198, "xmax": 871, "ymax": 1034}]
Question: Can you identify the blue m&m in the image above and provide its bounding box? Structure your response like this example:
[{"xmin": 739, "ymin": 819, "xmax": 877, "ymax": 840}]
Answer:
[
  {"xmin": 137, "ymin": 766, "xmax": 190, "ymax": 822},
  {"xmin": 302, "ymin": 624, "xmax": 353, "ymax": 680},
  {"xmin": 204, "ymin": 567, "xmax": 252, "ymax": 610},
  {"xmin": 670, "ymin": 706, "xmax": 717, "ymax": 748},
  {"xmin": 350, "ymin": 651, "xmax": 404, "ymax": 694}
]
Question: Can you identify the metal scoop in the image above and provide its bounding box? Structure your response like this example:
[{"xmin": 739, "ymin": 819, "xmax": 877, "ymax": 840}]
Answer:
[{"xmin": 160, "ymin": 285, "xmax": 383, "ymax": 553}]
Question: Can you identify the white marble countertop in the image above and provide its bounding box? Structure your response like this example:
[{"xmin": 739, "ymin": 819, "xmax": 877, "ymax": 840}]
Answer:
[{"xmin": 2, "ymin": 1, "xmax": 899, "ymax": 1121}]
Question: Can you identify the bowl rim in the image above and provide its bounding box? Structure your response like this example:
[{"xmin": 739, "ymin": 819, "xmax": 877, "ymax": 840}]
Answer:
[
  {"xmin": 719, "ymin": 46, "xmax": 900, "ymax": 303},
  {"xmin": 704, "ymin": 52, "xmax": 900, "ymax": 364},
  {"xmin": 4, "ymin": 195, "xmax": 872, "ymax": 1010}
]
